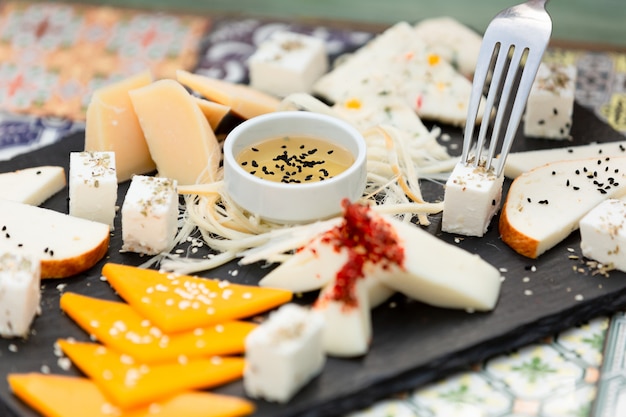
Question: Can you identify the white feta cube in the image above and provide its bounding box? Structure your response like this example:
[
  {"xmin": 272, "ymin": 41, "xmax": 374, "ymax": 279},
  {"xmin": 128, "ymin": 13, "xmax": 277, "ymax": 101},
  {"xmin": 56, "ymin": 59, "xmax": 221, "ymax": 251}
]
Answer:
[
  {"xmin": 580, "ymin": 199, "xmax": 626, "ymax": 272},
  {"xmin": 524, "ymin": 62, "xmax": 577, "ymax": 139},
  {"xmin": 0, "ymin": 253, "xmax": 41, "ymax": 338},
  {"xmin": 442, "ymin": 160, "xmax": 504, "ymax": 237},
  {"xmin": 121, "ymin": 175, "xmax": 178, "ymax": 255},
  {"xmin": 248, "ymin": 31, "xmax": 328, "ymax": 97},
  {"xmin": 244, "ymin": 303, "xmax": 325, "ymax": 403},
  {"xmin": 69, "ymin": 151, "xmax": 117, "ymax": 229}
]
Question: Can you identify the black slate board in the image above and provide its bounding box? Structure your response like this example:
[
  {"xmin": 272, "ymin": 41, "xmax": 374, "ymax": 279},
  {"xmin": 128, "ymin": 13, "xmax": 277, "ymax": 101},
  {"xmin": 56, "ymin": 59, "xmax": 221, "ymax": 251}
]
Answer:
[{"xmin": 1, "ymin": 102, "xmax": 626, "ymax": 417}]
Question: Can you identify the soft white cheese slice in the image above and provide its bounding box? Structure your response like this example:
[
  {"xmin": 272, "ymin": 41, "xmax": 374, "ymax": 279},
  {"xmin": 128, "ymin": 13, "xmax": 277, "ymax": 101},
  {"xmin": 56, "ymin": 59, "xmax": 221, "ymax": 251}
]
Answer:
[
  {"xmin": 244, "ymin": 304, "xmax": 325, "ymax": 403},
  {"xmin": 504, "ymin": 140, "xmax": 626, "ymax": 179},
  {"xmin": 580, "ymin": 199, "xmax": 626, "ymax": 272},
  {"xmin": 0, "ymin": 166, "xmax": 65, "ymax": 206},
  {"xmin": 500, "ymin": 156, "xmax": 626, "ymax": 258},
  {"xmin": 0, "ymin": 252, "xmax": 41, "ymax": 338},
  {"xmin": 442, "ymin": 160, "xmax": 504, "ymax": 237},
  {"xmin": 261, "ymin": 213, "xmax": 502, "ymax": 312},
  {"xmin": 314, "ymin": 278, "xmax": 371, "ymax": 357}
]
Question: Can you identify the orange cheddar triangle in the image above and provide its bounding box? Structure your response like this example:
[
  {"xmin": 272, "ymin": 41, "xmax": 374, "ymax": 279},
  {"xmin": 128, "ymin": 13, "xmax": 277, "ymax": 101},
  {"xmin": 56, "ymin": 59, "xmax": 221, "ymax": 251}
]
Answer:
[
  {"xmin": 176, "ymin": 70, "xmax": 280, "ymax": 119},
  {"xmin": 57, "ymin": 339, "xmax": 245, "ymax": 409},
  {"xmin": 8, "ymin": 373, "xmax": 254, "ymax": 417},
  {"xmin": 101, "ymin": 263, "xmax": 293, "ymax": 333},
  {"xmin": 60, "ymin": 292, "xmax": 257, "ymax": 363}
]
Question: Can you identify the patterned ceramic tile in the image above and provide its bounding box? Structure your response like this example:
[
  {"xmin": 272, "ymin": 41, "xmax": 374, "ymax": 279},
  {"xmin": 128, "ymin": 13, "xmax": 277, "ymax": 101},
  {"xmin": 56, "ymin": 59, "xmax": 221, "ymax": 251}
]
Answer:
[{"xmin": 0, "ymin": 1, "xmax": 209, "ymax": 120}]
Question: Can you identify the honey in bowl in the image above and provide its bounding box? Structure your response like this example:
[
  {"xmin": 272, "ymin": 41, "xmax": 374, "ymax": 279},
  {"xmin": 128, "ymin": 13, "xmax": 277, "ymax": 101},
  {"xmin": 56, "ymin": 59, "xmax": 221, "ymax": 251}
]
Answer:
[{"xmin": 236, "ymin": 135, "xmax": 355, "ymax": 184}]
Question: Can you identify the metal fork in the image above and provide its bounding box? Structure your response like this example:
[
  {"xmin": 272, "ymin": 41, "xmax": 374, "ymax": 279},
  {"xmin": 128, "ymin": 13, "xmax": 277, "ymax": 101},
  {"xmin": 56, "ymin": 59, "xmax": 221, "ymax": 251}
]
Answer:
[{"xmin": 460, "ymin": 0, "xmax": 552, "ymax": 176}]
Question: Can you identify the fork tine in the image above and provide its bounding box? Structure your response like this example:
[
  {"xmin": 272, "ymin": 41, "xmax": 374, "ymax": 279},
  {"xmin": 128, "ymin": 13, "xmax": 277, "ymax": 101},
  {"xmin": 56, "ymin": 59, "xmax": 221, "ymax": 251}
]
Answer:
[
  {"xmin": 473, "ymin": 43, "xmax": 512, "ymax": 168},
  {"xmin": 484, "ymin": 45, "xmax": 528, "ymax": 172},
  {"xmin": 460, "ymin": 41, "xmax": 495, "ymax": 164},
  {"xmin": 494, "ymin": 48, "xmax": 546, "ymax": 176},
  {"xmin": 461, "ymin": 0, "xmax": 552, "ymax": 177}
]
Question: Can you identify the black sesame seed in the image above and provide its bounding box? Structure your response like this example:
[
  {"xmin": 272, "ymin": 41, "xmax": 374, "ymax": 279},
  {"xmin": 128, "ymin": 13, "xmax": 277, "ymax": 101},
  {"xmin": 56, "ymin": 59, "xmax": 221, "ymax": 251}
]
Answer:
[
  {"xmin": 551, "ymin": 171, "xmax": 556, "ymax": 175},
  {"xmin": 527, "ymin": 197, "xmax": 532, "ymax": 203},
  {"xmin": 241, "ymin": 161, "xmax": 248, "ymax": 166},
  {"xmin": 539, "ymin": 200, "xmax": 549, "ymax": 205},
  {"xmin": 573, "ymin": 186, "xmax": 580, "ymax": 190},
  {"xmin": 36, "ymin": 170, "xmax": 42, "ymax": 175},
  {"xmin": 566, "ymin": 179, "xmax": 570, "ymax": 186},
  {"xmin": 575, "ymin": 169, "xmax": 580, "ymax": 175},
  {"xmin": 492, "ymin": 199, "xmax": 496, "ymax": 206},
  {"xmin": 538, "ymin": 120, "xmax": 545, "ymax": 125},
  {"xmin": 327, "ymin": 150, "xmax": 334, "ymax": 155},
  {"xmin": 251, "ymin": 147, "xmax": 259, "ymax": 152},
  {"xmin": 567, "ymin": 149, "xmax": 574, "ymax": 153},
  {"xmin": 553, "ymin": 108, "xmax": 558, "ymax": 115},
  {"xmin": 251, "ymin": 160, "xmax": 258, "ymax": 168}
]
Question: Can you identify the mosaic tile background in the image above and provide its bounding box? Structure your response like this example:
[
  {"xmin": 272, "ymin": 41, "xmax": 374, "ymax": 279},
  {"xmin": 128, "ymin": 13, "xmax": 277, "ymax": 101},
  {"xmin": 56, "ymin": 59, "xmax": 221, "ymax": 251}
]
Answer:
[{"xmin": 1, "ymin": 3, "xmax": 626, "ymax": 416}]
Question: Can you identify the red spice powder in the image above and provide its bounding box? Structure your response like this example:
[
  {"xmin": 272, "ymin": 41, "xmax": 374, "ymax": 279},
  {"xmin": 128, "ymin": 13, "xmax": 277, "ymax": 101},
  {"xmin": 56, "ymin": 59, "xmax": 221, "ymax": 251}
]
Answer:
[{"xmin": 320, "ymin": 199, "xmax": 405, "ymax": 307}]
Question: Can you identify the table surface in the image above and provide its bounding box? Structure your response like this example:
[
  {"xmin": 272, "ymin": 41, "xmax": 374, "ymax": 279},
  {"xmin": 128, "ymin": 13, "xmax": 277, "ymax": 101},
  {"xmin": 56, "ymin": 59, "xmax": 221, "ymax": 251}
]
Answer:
[{"xmin": 1, "ymin": 2, "xmax": 626, "ymax": 417}]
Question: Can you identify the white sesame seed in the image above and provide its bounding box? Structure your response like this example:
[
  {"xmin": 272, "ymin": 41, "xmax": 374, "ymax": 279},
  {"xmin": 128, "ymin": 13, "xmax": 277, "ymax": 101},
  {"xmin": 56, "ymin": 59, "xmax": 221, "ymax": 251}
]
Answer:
[
  {"xmin": 57, "ymin": 357, "xmax": 71, "ymax": 371},
  {"xmin": 575, "ymin": 294, "xmax": 584, "ymax": 301},
  {"xmin": 524, "ymin": 290, "xmax": 533, "ymax": 296},
  {"xmin": 40, "ymin": 364, "xmax": 51, "ymax": 374},
  {"xmin": 523, "ymin": 277, "xmax": 530, "ymax": 283},
  {"xmin": 8, "ymin": 344, "xmax": 18, "ymax": 353}
]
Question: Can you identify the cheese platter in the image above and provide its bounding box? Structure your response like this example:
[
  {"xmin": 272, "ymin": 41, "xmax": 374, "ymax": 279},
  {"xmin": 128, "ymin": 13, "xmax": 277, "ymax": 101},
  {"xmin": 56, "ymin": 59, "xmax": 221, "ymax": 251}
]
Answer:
[
  {"xmin": 1, "ymin": 13, "xmax": 626, "ymax": 417},
  {"xmin": 1, "ymin": 97, "xmax": 626, "ymax": 417}
]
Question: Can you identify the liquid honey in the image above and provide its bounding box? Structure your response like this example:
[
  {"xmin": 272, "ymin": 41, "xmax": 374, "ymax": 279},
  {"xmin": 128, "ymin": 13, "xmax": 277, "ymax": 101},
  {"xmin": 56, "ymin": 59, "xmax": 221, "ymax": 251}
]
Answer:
[{"xmin": 236, "ymin": 135, "xmax": 354, "ymax": 184}]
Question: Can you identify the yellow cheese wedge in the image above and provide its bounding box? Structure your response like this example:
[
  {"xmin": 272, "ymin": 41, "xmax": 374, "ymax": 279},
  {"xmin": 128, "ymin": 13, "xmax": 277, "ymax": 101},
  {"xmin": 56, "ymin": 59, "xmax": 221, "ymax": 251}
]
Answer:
[
  {"xmin": 0, "ymin": 166, "xmax": 65, "ymax": 206},
  {"xmin": 8, "ymin": 373, "xmax": 255, "ymax": 417},
  {"xmin": 129, "ymin": 79, "xmax": 221, "ymax": 185},
  {"xmin": 194, "ymin": 97, "xmax": 231, "ymax": 130},
  {"xmin": 101, "ymin": 263, "xmax": 293, "ymax": 333},
  {"xmin": 176, "ymin": 70, "xmax": 280, "ymax": 119},
  {"xmin": 85, "ymin": 71, "xmax": 156, "ymax": 182},
  {"xmin": 60, "ymin": 292, "xmax": 256, "ymax": 363},
  {"xmin": 57, "ymin": 339, "xmax": 245, "ymax": 409}
]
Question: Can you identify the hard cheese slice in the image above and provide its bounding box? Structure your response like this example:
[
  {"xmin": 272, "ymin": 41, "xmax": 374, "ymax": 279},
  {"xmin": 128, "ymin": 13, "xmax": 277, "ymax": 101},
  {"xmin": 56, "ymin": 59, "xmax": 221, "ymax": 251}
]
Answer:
[
  {"xmin": 0, "ymin": 166, "xmax": 65, "ymax": 206},
  {"xmin": 57, "ymin": 339, "xmax": 245, "ymax": 409},
  {"xmin": 84, "ymin": 71, "xmax": 156, "ymax": 182},
  {"xmin": 8, "ymin": 373, "xmax": 254, "ymax": 417},
  {"xmin": 176, "ymin": 70, "xmax": 280, "ymax": 119},
  {"xmin": 500, "ymin": 156, "xmax": 626, "ymax": 258},
  {"xmin": 0, "ymin": 199, "xmax": 110, "ymax": 279},
  {"xmin": 503, "ymin": 140, "xmax": 626, "ymax": 179},
  {"xmin": 101, "ymin": 263, "xmax": 293, "ymax": 333},
  {"xmin": 194, "ymin": 97, "xmax": 231, "ymax": 130},
  {"xmin": 60, "ymin": 292, "xmax": 257, "ymax": 363},
  {"xmin": 129, "ymin": 79, "xmax": 221, "ymax": 185}
]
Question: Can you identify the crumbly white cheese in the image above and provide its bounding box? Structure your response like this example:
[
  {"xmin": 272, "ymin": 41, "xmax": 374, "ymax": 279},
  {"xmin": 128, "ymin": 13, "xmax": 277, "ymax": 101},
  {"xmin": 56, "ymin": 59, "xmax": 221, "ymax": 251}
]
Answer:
[
  {"xmin": 413, "ymin": 16, "xmax": 482, "ymax": 78},
  {"xmin": 121, "ymin": 175, "xmax": 178, "ymax": 255},
  {"xmin": 523, "ymin": 62, "xmax": 577, "ymax": 139},
  {"xmin": 442, "ymin": 160, "xmax": 504, "ymax": 236},
  {"xmin": 69, "ymin": 151, "xmax": 117, "ymax": 229},
  {"xmin": 244, "ymin": 303, "xmax": 325, "ymax": 403},
  {"xmin": 313, "ymin": 22, "xmax": 482, "ymax": 126},
  {"xmin": 248, "ymin": 31, "xmax": 328, "ymax": 97},
  {"xmin": 0, "ymin": 252, "xmax": 41, "ymax": 338},
  {"xmin": 580, "ymin": 199, "xmax": 626, "ymax": 272}
]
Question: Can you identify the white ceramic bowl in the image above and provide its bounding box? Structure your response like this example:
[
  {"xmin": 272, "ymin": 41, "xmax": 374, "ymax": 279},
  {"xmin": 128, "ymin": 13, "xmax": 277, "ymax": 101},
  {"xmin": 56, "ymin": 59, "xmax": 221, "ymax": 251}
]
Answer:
[{"xmin": 223, "ymin": 111, "xmax": 367, "ymax": 223}]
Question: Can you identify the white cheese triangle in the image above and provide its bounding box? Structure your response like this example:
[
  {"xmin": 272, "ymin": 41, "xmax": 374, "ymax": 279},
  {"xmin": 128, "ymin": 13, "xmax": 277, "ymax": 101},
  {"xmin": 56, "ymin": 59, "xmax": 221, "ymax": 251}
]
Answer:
[
  {"xmin": 500, "ymin": 156, "xmax": 626, "ymax": 258},
  {"xmin": 315, "ymin": 278, "xmax": 371, "ymax": 357},
  {"xmin": 0, "ymin": 166, "xmax": 65, "ymax": 206},
  {"xmin": 260, "ymin": 212, "xmax": 502, "ymax": 312}
]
